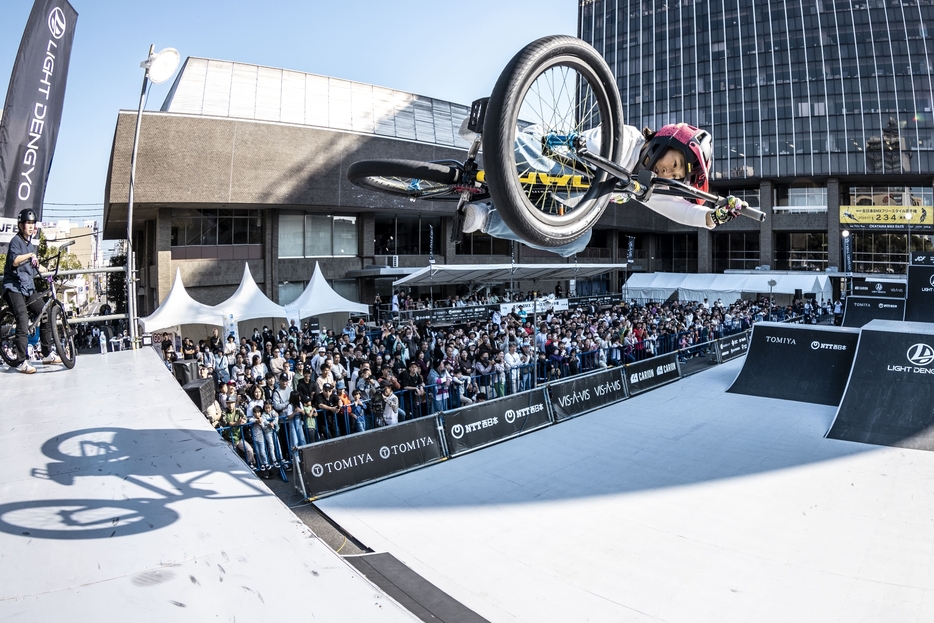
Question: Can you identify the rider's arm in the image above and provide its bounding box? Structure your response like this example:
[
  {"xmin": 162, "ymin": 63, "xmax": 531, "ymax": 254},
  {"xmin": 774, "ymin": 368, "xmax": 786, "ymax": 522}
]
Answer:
[{"xmin": 641, "ymin": 194, "xmax": 714, "ymax": 229}]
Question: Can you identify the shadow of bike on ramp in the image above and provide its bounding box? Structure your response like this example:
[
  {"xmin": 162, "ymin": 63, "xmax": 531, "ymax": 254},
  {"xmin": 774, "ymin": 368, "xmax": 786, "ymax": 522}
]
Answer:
[{"xmin": 0, "ymin": 427, "xmax": 269, "ymax": 540}]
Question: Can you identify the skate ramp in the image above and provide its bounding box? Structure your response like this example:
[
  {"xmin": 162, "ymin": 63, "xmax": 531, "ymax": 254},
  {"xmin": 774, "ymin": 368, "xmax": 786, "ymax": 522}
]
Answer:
[
  {"xmin": 827, "ymin": 319, "xmax": 934, "ymax": 449},
  {"xmin": 842, "ymin": 295, "xmax": 906, "ymax": 327},
  {"xmin": 0, "ymin": 350, "xmax": 418, "ymax": 623},
  {"xmin": 726, "ymin": 321, "xmax": 859, "ymax": 405}
]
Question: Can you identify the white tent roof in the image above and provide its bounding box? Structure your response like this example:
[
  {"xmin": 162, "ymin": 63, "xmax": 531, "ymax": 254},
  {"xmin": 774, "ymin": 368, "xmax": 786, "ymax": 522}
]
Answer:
[
  {"xmin": 625, "ymin": 272, "xmax": 833, "ymax": 303},
  {"xmin": 210, "ymin": 263, "xmax": 288, "ymax": 322},
  {"xmin": 284, "ymin": 262, "xmax": 369, "ymax": 320},
  {"xmin": 140, "ymin": 269, "xmax": 221, "ymax": 332},
  {"xmin": 392, "ymin": 263, "xmax": 617, "ymax": 287}
]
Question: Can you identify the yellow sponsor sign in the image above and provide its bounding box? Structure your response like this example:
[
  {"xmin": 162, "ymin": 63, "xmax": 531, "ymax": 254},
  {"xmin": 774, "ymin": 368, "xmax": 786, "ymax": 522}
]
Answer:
[{"xmin": 840, "ymin": 205, "xmax": 932, "ymax": 226}]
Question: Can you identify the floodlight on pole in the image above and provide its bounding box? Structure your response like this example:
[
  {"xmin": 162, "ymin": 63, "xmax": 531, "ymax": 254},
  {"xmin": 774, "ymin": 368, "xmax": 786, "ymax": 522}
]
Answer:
[{"xmin": 126, "ymin": 46, "xmax": 179, "ymax": 349}]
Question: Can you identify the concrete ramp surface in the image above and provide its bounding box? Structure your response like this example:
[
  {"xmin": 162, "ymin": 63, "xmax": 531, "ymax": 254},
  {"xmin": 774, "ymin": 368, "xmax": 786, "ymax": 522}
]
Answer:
[
  {"xmin": 727, "ymin": 321, "xmax": 859, "ymax": 405},
  {"xmin": 0, "ymin": 350, "xmax": 418, "ymax": 623},
  {"xmin": 827, "ymin": 319, "xmax": 934, "ymax": 449}
]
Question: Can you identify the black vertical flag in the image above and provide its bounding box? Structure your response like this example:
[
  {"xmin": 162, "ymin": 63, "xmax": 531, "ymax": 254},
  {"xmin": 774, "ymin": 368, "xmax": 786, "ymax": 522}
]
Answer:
[{"xmin": 0, "ymin": 0, "xmax": 78, "ymax": 220}]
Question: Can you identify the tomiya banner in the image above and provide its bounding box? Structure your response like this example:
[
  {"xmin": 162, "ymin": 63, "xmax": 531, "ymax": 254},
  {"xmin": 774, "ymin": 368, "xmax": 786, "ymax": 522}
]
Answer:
[
  {"xmin": 548, "ymin": 367, "xmax": 628, "ymax": 421},
  {"xmin": 0, "ymin": 0, "xmax": 78, "ymax": 220},
  {"xmin": 443, "ymin": 388, "xmax": 551, "ymax": 456},
  {"xmin": 299, "ymin": 416, "xmax": 444, "ymax": 498}
]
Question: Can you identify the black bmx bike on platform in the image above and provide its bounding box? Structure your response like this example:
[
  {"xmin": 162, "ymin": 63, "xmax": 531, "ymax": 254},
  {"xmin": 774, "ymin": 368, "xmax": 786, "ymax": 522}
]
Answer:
[
  {"xmin": 348, "ymin": 35, "xmax": 764, "ymax": 248},
  {"xmin": 0, "ymin": 239, "xmax": 78, "ymax": 369}
]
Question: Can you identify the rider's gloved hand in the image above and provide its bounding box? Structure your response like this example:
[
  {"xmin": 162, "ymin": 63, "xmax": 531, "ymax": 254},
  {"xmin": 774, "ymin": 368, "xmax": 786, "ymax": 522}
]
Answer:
[
  {"xmin": 711, "ymin": 196, "xmax": 747, "ymax": 226},
  {"xmin": 30, "ymin": 255, "xmax": 39, "ymax": 269}
]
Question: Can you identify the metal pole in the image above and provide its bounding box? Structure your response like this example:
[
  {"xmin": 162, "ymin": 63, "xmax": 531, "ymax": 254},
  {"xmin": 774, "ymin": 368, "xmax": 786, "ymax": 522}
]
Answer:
[{"xmin": 126, "ymin": 44, "xmax": 153, "ymax": 350}]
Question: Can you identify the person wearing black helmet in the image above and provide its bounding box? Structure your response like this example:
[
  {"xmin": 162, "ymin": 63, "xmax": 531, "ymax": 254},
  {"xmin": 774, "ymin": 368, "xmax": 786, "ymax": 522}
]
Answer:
[
  {"xmin": 2, "ymin": 209, "xmax": 59, "ymax": 373},
  {"xmin": 461, "ymin": 123, "xmax": 748, "ymax": 256}
]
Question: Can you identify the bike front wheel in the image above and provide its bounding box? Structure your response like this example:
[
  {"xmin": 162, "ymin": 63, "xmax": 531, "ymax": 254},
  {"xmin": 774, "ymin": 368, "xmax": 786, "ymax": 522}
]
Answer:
[
  {"xmin": 347, "ymin": 159, "xmax": 461, "ymax": 200},
  {"xmin": 0, "ymin": 305, "xmax": 17, "ymax": 367},
  {"xmin": 483, "ymin": 35, "xmax": 623, "ymax": 248},
  {"xmin": 49, "ymin": 303, "xmax": 76, "ymax": 369}
]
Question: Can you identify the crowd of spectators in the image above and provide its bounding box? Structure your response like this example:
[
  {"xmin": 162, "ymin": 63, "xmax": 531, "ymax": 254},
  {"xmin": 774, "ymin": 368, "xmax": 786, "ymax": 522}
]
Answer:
[{"xmin": 157, "ymin": 294, "xmax": 827, "ymax": 472}]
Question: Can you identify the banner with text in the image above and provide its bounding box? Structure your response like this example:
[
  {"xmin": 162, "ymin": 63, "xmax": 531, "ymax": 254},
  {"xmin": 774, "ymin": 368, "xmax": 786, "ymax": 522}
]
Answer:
[
  {"xmin": 298, "ymin": 416, "xmax": 444, "ymax": 498},
  {"xmin": 442, "ymin": 388, "xmax": 551, "ymax": 456},
  {"xmin": 851, "ymin": 278, "xmax": 906, "ymax": 299},
  {"xmin": 548, "ymin": 367, "xmax": 628, "ymax": 421},
  {"xmin": 840, "ymin": 205, "xmax": 934, "ymax": 231},
  {"xmin": 716, "ymin": 332, "xmax": 749, "ymax": 363},
  {"xmin": 0, "ymin": 0, "xmax": 78, "ymax": 220},
  {"xmin": 624, "ymin": 352, "xmax": 681, "ymax": 396},
  {"xmin": 906, "ymin": 264, "xmax": 934, "ymax": 322}
]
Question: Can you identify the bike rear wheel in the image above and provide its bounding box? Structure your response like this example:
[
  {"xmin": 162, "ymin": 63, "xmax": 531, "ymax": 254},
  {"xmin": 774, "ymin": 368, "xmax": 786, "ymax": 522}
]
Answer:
[
  {"xmin": 347, "ymin": 159, "xmax": 461, "ymax": 200},
  {"xmin": 49, "ymin": 303, "xmax": 76, "ymax": 369},
  {"xmin": 483, "ymin": 35, "xmax": 623, "ymax": 248},
  {"xmin": 0, "ymin": 306, "xmax": 17, "ymax": 367}
]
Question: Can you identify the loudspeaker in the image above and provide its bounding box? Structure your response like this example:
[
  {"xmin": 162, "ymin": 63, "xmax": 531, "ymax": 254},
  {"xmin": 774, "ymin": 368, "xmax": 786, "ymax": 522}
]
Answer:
[
  {"xmin": 173, "ymin": 360, "xmax": 199, "ymax": 385},
  {"xmin": 794, "ymin": 289, "xmax": 803, "ymax": 300},
  {"xmin": 182, "ymin": 378, "xmax": 215, "ymax": 413}
]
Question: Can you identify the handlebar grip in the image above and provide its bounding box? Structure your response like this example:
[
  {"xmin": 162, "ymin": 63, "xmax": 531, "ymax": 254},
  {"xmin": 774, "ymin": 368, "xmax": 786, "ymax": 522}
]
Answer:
[{"xmin": 741, "ymin": 206, "xmax": 766, "ymax": 222}]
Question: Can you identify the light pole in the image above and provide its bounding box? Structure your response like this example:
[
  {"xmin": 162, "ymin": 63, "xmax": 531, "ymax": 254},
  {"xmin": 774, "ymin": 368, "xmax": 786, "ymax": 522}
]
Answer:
[{"xmin": 126, "ymin": 45, "xmax": 179, "ymax": 349}]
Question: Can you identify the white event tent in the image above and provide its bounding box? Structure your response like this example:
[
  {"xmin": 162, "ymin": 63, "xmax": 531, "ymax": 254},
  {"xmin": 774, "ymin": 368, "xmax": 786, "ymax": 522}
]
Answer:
[
  {"xmin": 211, "ymin": 264, "xmax": 288, "ymax": 322},
  {"xmin": 624, "ymin": 272, "xmax": 832, "ymax": 303},
  {"xmin": 140, "ymin": 269, "xmax": 221, "ymax": 332},
  {"xmin": 284, "ymin": 262, "xmax": 369, "ymax": 321}
]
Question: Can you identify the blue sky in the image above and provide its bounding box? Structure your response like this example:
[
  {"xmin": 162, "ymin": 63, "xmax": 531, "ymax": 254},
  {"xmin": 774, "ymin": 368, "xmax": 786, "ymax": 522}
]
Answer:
[{"xmin": 0, "ymin": 0, "xmax": 577, "ymax": 239}]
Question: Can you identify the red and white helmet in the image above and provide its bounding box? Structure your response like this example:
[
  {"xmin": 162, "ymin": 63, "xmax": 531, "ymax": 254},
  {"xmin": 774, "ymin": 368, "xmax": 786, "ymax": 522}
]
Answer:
[{"xmin": 638, "ymin": 123, "xmax": 712, "ymax": 193}]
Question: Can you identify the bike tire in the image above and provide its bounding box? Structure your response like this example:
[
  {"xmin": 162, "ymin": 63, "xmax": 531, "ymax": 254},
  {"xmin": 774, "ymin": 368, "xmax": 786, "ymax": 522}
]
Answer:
[
  {"xmin": 483, "ymin": 35, "xmax": 623, "ymax": 248},
  {"xmin": 347, "ymin": 159, "xmax": 461, "ymax": 200},
  {"xmin": 49, "ymin": 302, "xmax": 76, "ymax": 369},
  {"xmin": 0, "ymin": 305, "xmax": 17, "ymax": 367}
]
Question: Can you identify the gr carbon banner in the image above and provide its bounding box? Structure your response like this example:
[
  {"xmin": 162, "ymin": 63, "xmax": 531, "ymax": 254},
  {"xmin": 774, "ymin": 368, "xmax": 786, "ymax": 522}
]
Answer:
[
  {"xmin": 299, "ymin": 416, "xmax": 444, "ymax": 498},
  {"xmin": 442, "ymin": 388, "xmax": 551, "ymax": 456},
  {"xmin": 624, "ymin": 352, "xmax": 681, "ymax": 396},
  {"xmin": 548, "ymin": 367, "xmax": 628, "ymax": 421},
  {"xmin": 716, "ymin": 332, "xmax": 749, "ymax": 363},
  {"xmin": 0, "ymin": 0, "xmax": 78, "ymax": 219}
]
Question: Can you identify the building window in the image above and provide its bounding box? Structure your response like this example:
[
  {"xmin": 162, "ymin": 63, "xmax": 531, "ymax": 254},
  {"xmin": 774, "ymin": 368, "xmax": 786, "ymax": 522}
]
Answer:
[
  {"xmin": 775, "ymin": 187, "xmax": 827, "ymax": 213},
  {"xmin": 457, "ymin": 231, "xmax": 510, "ymax": 256},
  {"xmin": 774, "ymin": 232, "xmax": 828, "ymax": 271},
  {"xmin": 278, "ymin": 213, "xmax": 358, "ymax": 258},
  {"xmin": 171, "ymin": 209, "xmax": 263, "ymax": 246},
  {"xmin": 713, "ymin": 232, "xmax": 761, "ymax": 272},
  {"xmin": 375, "ymin": 215, "xmax": 442, "ymax": 256},
  {"xmin": 655, "ymin": 233, "xmax": 697, "ymax": 273},
  {"xmin": 850, "ymin": 232, "xmax": 934, "ymax": 275}
]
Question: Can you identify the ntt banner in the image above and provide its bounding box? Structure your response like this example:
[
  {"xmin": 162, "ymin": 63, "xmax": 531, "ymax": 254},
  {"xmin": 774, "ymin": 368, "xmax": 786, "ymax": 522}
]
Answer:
[
  {"xmin": 716, "ymin": 332, "xmax": 749, "ymax": 363},
  {"xmin": 624, "ymin": 352, "xmax": 681, "ymax": 396},
  {"xmin": 442, "ymin": 388, "xmax": 551, "ymax": 456},
  {"xmin": 0, "ymin": 0, "xmax": 78, "ymax": 220},
  {"xmin": 548, "ymin": 367, "xmax": 628, "ymax": 421},
  {"xmin": 298, "ymin": 416, "xmax": 444, "ymax": 498}
]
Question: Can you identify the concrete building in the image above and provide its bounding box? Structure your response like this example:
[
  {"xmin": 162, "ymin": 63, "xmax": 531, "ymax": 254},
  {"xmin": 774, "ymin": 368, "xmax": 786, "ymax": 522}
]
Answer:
[
  {"xmin": 579, "ymin": 0, "xmax": 934, "ymax": 277},
  {"xmin": 103, "ymin": 59, "xmax": 617, "ymax": 318}
]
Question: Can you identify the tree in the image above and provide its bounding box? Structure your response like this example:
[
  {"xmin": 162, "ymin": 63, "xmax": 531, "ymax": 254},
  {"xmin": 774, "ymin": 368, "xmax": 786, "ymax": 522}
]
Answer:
[{"xmin": 107, "ymin": 254, "xmax": 127, "ymax": 313}]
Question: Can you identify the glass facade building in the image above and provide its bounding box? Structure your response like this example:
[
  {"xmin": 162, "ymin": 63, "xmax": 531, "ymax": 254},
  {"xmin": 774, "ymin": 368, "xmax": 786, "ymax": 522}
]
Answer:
[{"xmin": 579, "ymin": 0, "xmax": 934, "ymax": 276}]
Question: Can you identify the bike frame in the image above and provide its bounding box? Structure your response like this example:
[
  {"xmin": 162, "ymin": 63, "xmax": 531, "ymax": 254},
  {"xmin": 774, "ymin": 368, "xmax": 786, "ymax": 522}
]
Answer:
[{"xmin": 24, "ymin": 240, "xmax": 74, "ymax": 334}]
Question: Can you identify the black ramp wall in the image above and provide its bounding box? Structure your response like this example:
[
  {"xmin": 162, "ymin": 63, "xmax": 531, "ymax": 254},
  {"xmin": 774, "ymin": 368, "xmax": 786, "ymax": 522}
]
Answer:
[
  {"xmin": 827, "ymin": 319, "xmax": 934, "ymax": 450},
  {"xmin": 842, "ymin": 296, "xmax": 906, "ymax": 327},
  {"xmin": 727, "ymin": 322, "xmax": 860, "ymax": 406}
]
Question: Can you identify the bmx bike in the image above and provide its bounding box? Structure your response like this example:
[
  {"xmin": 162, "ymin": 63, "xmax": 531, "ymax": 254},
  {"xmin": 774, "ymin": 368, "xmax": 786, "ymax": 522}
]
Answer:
[
  {"xmin": 348, "ymin": 35, "xmax": 764, "ymax": 249},
  {"xmin": 0, "ymin": 239, "xmax": 77, "ymax": 369}
]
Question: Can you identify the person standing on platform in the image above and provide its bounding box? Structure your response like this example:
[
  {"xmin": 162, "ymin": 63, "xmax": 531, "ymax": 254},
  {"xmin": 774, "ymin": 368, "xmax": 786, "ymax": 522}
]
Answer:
[{"xmin": 1, "ymin": 209, "xmax": 59, "ymax": 373}]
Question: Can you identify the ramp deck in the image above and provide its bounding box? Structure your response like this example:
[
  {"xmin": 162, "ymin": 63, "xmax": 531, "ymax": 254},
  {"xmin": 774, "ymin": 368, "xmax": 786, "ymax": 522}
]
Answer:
[{"xmin": 0, "ymin": 350, "xmax": 418, "ymax": 622}]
